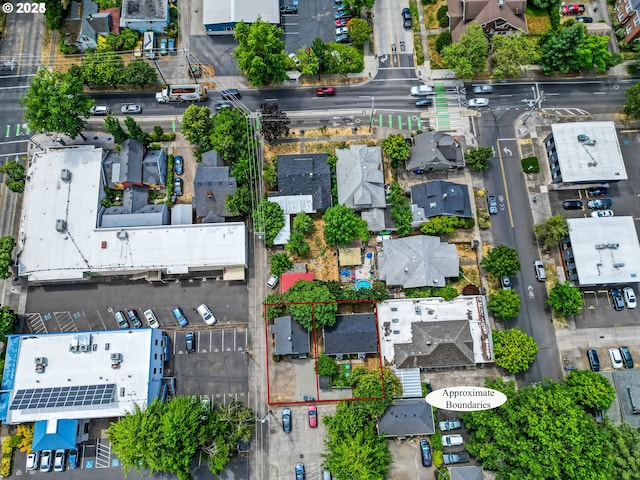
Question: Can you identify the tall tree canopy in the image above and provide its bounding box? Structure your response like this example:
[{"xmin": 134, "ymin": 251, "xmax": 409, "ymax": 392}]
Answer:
[
  {"xmin": 490, "ymin": 34, "xmax": 538, "ymax": 80},
  {"xmin": 442, "ymin": 24, "xmax": 489, "ymax": 79},
  {"xmin": 282, "ymin": 280, "xmax": 338, "ymax": 329},
  {"xmin": 323, "ymin": 204, "xmax": 369, "ymax": 247},
  {"xmin": 492, "ymin": 328, "xmax": 538, "ymax": 374},
  {"xmin": 481, "ymin": 245, "xmax": 521, "ymax": 277},
  {"xmin": 259, "ymin": 103, "xmax": 290, "ymax": 143},
  {"xmin": 539, "ymin": 23, "xmax": 586, "ymax": 74},
  {"xmin": 547, "ymin": 281, "xmax": 583, "ymax": 317},
  {"xmin": 234, "ymin": 18, "xmax": 288, "ymax": 86}
]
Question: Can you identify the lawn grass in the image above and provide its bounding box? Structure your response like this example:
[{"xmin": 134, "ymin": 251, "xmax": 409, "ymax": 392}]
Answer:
[
  {"xmin": 526, "ymin": 6, "xmax": 552, "ymax": 35},
  {"xmin": 427, "ymin": 35, "xmax": 445, "ymax": 69}
]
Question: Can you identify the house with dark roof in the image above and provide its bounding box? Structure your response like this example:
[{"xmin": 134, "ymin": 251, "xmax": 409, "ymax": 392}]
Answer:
[
  {"xmin": 448, "ymin": 0, "xmax": 528, "ymax": 42},
  {"xmin": 269, "ymin": 315, "xmax": 310, "ymax": 357},
  {"xmin": 120, "ymin": 0, "xmax": 169, "ymax": 33},
  {"xmin": 410, "ymin": 180, "xmax": 472, "ymax": 226},
  {"xmin": 376, "ymin": 399, "xmax": 435, "ymax": 438},
  {"xmin": 276, "ymin": 154, "xmax": 332, "ymax": 212},
  {"xmin": 378, "ymin": 236, "xmax": 459, "ymax": 289},
  {"xmin": 336, "ymin": 145, "xmax": 385, "ymax": 210},
  {"xmin": 406, "ymin": 132, "xmax": 465, "ymax": 172},
  {"xmin": 194, "ymin": 150, "xmax": 237, "ymax": 223},
  {"xmin": 323, "ymin": 313, "xmax": 378, "ymax": 359},
  {"xmin": 63, "ymin": 0, "xmax": 120, "ymax": 51},
  {"xmin": 104, "ymin": 139, "xmax": 167, "ymax": 189}
]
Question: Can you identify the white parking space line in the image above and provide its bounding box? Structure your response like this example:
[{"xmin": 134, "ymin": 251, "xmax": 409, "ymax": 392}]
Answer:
[
  {"xmin": 95, "ymin": 439, "xmax": 111, "ymax": 468},
  {"xmin": 25, "ymin": 313, "xmax": 47, "ymax": 334},
  {"xmin": 95, "ymin": 310, "xmax": 109, "ymax": 330},
  {"xmin": 55, "ymin": 311, "xmax": 77, "ymax": 333}
]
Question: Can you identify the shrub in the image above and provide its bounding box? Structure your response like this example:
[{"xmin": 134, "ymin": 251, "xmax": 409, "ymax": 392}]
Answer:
[
  {"xmin": 521, "ymin": 156, "xmax": 540, "ymax": 173},
  {"xmin": 477, "ymin": 209, "xmax": 491, "ymax": 229},
  {"xmin": 437, "ymin": 5, "xmax": 449, "ymax": 28},
  {"xmin": 317, "ymin": 352, "xmax": 339, "ymax": 377},
  {"xmin": 435, "ymin": 31, "xmax": 452, "ymax": 54}
]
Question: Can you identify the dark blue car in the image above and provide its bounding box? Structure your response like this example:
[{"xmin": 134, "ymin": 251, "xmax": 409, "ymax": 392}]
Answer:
[
  {"xmin": 174, "ymin": 156, "xmax": 183, "ymax": 175},
  {"xmin": 420, "ymin": 439, "xmax": 432, "ymax": 466}
]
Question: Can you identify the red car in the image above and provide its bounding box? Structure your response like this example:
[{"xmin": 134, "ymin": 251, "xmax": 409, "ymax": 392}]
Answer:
[
  {"xmin": 561, "ymin": 3, "xmax": 585, "ymax": 14},
  {"xmin": 316, "ymin": 87, "xmax": 336, "ymax": 96},
  {"xmin": 335, "ymin": 17, "xmax": 351, "ymax": 26},
  {"xmin": 308, "ymin": 406, "xmax": 317, "ymax": 428}
]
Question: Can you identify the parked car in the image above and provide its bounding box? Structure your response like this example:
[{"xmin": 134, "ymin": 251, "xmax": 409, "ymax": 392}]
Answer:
[
  {"xmin": 587, "ymin": 198, "xmax": 612, "ymax": 209},
  {"xmin": 576, "ymin": 16, "xmax": 593, "ymax": 22},
  {"xmin": 133, "ymin": 40, "xmax": 143, "ymax": 57},
  {"xmin": 160, "ymin": 37, "xmax": 168, "ymax": 55},
  {"xmin": 172, "ymin": 307, "xmax": 188, "ymax": 327},
  {"xmin": 288, "ymin": 52, "xmax": 301, "ymax": 67},
  {"xmin": 54, "ymin": 449, "xmax": 66, "ymax": 472},
  {"xmin": 308, "ymin": 405, "xmax": 317, "ymax": 428},
  {"xmin": 335, "ymin": 17, "xmax": 351, "ymax": 26},
  {"xmin": 281, "ymin": 5, "xmax": 297, "ymax": 14},
  {"xmin": 126, "ymin": 309, "xmax": 142, "ymax": 328},
  {"xmin": 174, "ymin": 155, "xmax": 183, "ymax": 175},
  {"xmin": 144, "ymin": 308, "xmax": 160, "ymax": 328},
  {"xmin": 121, "ymin": 104, "xmax": 142, "ymax": 114},
  {"xmin": 335, "ymin": 33, "xmax": 350, "ymax": 43},
  {"xmin": 420, "ymin": 439, "xmax": 432, "ymax": 466},
  {"xmin": 563, "ymin": 200, "xmax": 583, "ymax": 210},
  {"xmin": 487, "ymin": 194, "xmax": 498, "ymax": 214},
  {"xmin": 336, "ymin": 26, "xmax": 349, "ymax": 35},
  {"xmin": 590, "ymin": 210, "xmax": 614, "ymax": 218},
  {"xmin": 67, "ymin": 449, "xmax": 80, "ymax": 469},
  {"xmin": 415, "ymin": 98, "xmax": 432, "ymax": 107},
  {"xmin": 316, "ymin": 87, "xmax": 336, "ymax": 96},
  {"xmin": 443, "ymin": 434, "xmax": 464, "ymax": 447},
  {"xmin": 282, "ymin": 408, "xmax": 292, "ymax": 433},
  {"xmin": 587, "ymin": 349, "xmax": 600, "ymax": 372},
  {"xmin": 215, "ymin": 102, "xmax": 233, "ymax": 111},
  {"xmin": 114, "ymin": 310, "xmax": 129, "ymax": 329},
  {"xmin": 266, "ymin": 274, "xmax": 279, "ymax": 289},
  {"xmin": 620, "ymin": 346, "xmax": 634, "ymax": 368},
  {"xmin": 167, "ymin": 38, "xmax": 176, "ymax": 55},
  {"xmin": 196, "ymin": 303, "xmax": 217, "ymax": 326},
  {"xmin": 561, "ymin": 3, "xmax": 585, "ymax": 14},
  {"xmin": 221, "ymin": 88, "xmax": 241, "ymax": 99},
  {"xmin": 623, "ymin": 287, "xmax": 637, "ymax": 309},
  {"xmin": 295, "ymin": 463, "xmax": 305, "ymax": 480},
  {"xmin": 472, "ymin": 85, "xmax": 494, "ymax": 94},
  {"xmin": 40, "ymin": 450, "xmax": 53, "ymax": 472},
  {"xmin": 609, "ymin": 347, "xmax": 623, "ymax": 369},
  {"xmin": 468, "ymin": 98, "xmax": 489, "ymax": 107},
  {"xmin": 609, "ymin": 288, "xmax": 625, "ymax": 311},
  {"xmin": 439, "ymin": 419, "xmax": 462, "ymax": 431},
  {"xmin": 587, "ymin": 186, "xmax": 608, "ymax": 196},
  {"xmin": 534, "ymin": 260, "xmax": 547, "ymax": 282},
  {"xmin": 334, "ymin": 10, "xmax": 348, "ymax": 18},
  {"xmin": 500, "ymin": 276, "xmax": 512, "ymax": 290},
  {"xmin": 443, "ymin": 451, "xmax": 470, "ymax": 465},
  {"xmin": 401, "ymin": 7, "xmax": 412, "ymax": 29},
  {"xmin": 26, "ymin": 451, "xmax": 40, "ymax": 471},
  {"xmin": 90, "ymin": 105, "xmax": 110, "ymax": 116},
  {"xmin": 185, "ymin": 331, "xmax": 195, "ymax": 353},
  {"xmin": 174, "ymin": 177, "xmax": 183, "ymax": 196}
]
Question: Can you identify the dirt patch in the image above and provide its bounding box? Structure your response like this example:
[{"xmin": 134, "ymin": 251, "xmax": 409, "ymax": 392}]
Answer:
[
  {"xmin": 423, "ymin": 0, "xmax": 448, "ymax": 29},
  {"xmin": 526, "ymin": 7, "xmax": 552, "ymax": 35},
  {"xmin": 449, "ymin": 242, "xmax": 481, "ymax": 293},
  {"xmin": 305, "ymin": 218, "xmax": 339, "ymax": 281},
  {"xmin": 427, "ymin": 35, "xmax": 445, "ymax": 69}
]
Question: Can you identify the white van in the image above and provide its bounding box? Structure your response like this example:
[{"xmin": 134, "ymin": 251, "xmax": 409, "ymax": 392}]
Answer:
[{"xmin": 196, "ymin": 304, "xmax": 217, "ymax": 326}]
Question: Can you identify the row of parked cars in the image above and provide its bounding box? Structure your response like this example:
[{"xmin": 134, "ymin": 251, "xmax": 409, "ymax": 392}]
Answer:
[
  {"xmin": 609, "ymin": 286, "xmax": 636, "ymax": 311},
  {"xmin": 588, "ymin": 346, "xmax": 634, "ymax": 371},
  {"xmin": 334, "ymin": 0, "xmax": 352, "ymax": 43},
  {"xmin": 437, "ymin": 418, "xmax": 471, "ymax": 465},
  {"xmin": 112, "ymin": 304, "xmax": 216, "ymax": 329},
  {"xmin": 27, "ymin": 448, "xmax": 80, "ymax": 472}
]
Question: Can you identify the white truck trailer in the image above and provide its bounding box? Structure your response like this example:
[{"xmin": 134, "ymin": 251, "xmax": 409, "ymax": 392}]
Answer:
[{"xmin": 155, "ymin": 84, "xmax": 207, "ymax": 104}]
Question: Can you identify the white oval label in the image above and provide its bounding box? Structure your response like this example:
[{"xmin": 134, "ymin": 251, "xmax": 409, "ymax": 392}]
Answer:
[{"xmin": 425, "ymin": 386, "xmax": 507, "ymax": 411}]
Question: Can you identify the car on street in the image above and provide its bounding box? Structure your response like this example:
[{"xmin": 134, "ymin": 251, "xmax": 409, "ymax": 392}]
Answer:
[
  {"xmin": 54, "ymin": 449, "xmax": 66, "ymax": 472},
  {"xmin": 500, "ymin": 276, "xmax": 512, "ymax": 290},
  {"xmin": 126, "ymin": 309, "xmax": 142, "ymax": 328},
  {"xmin": 420, "ymin": 439, "xmax": 432, "ymax": 467},
  {"xmin": 295, "ymin": 463, "xmax": 305, "ymax": 480},
  {"xmin": 282, "ymin": 408, "xmax": 292, "ymax": 433},
  {"xmin": 288, "ymin": 52, "xmax": 301, "ymax": 67},
  {"xmin": 562, "ymin": 200, "xmax": 583, "ymax": 210},
  {"xmin": 40, "ymin": 450, "xmax": 53, "ymax": 472},
  {"xmin": 215, "ymin": 102, "xmax": 233, "ymax": 111},
  {"xmin": 534, "ymin": 260, "xmax": 547, "ymax": 282},
  {"xmin": 443, "ymin": 434, "xmax": 464, "ymax": 447},
  {"xmin": 172, "ymin": 307, "xmax": 189, "ymax": 327},
  {"xmin": 174, "ymin": 177, "xmax": 183, "ymax": 196},
  {"xmin": 221, "ymin": 89, "xmax": 241, "ymax": 99},
  {"xmin": 587, "ymin": 349, "xmax": 600, "ymax": 372},
  {"xmin": 468, "ymin": 98, "xmax": 489, "ymax": 107},
  {"xmin": 90, "ymin": 105, "xmax": 110, "ymax": 116},
  {"xmin": 336, "ymin": 26, "xmax": 349, "ymax": 35},
  {"xmin": 609, "ymin": 347, "xmax": 623, "ymax": 369},
  {"xmin": 281, "ymin": 5, "xmax": 297, "ymax": 14},
  {"xmin": 623, "ymin": 287, "xmax": 637, "ymax": 309},
  {"xmin": 590, "ymin": 209, "xmax": 614, "ymax": 217},
  {"xmin": 410, "ymin": 85, "xmax": 434, "ymax": 96},
  {"xmin": 26, "ymin": 451, "xmax": 40, "ymax": 471},
  {"xmin": 415, "ymin": 98, "xmax": 432, "ymax": 107},
  {"xmin": 587, "ymin": 186, "xmax": 608, "ymax": 196},
  {"xmin": 576, "ymin": 16, "xmax": 593, "ymax": 22},
  {"xmin": 335, "ymin": 17, "xmax": 351, "ymax": 26},
  {"xmin": 472, "ymin": 85, "xmax": 494, "ymax": 94},
  {"xmin": 609, "ymin": 288, "xmax": 625, "ymax": 311},
  {"xmin": 196, "ymin": 303, "xmax": 217, "ymax": 326},
  {"xmin": 185, "ymin": 331, "xmax": 195, "ymax": 353},
  {"xmin": 144, "ymin": 309, "xmax": 160, "ymax": 328},
  {"xmin": 439, "ymin": 419, "xmax": 462, "ymax": 431},
  {"xmin": 308, "ymin": 405, "xmax": 317, "ymax": 428},
  {"xmin": 121, "ymin": 104, "xmax": 142, "ymax": 114},
  {"xmin": 487, "ymin": 194, "xmax": 498, "ymax": 214},
  {"xmin": 620, "ymin": 346, "xmax": 634, "ymax": 368},
  {"xmin": 317, "ymin": 87, "xmax": 336, "ymax": 96},
  {"xmin": 267, "ymin": 274, "xmax": 280, "ymax": 289},
  {"xmin": 443, "ymin": 451, "xmax": 470, "ymax": 465},
  {"xmin": 174, "ymin": 155, "xmax": 183, "ymax": 175},
  {"xmin": 402, "ymin": 7, "xmax": 412, "ymax": 29},
  {"xmin": 335, "ymin": 33, "xmax": 350, "ymax": 43},
  {"xmin": 587, "ymin": 198, "xmax": 612, "ymax": 209},
  {"xmin": 114, "ymin": 310, "xmax": 129, "ymax": 329}
]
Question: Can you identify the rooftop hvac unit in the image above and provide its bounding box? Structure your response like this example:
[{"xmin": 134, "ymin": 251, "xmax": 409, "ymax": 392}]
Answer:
[
  {"xmin": 60, "ymin": 169, "xmax": 71, "ymax": 182},
  {"xmin": 34, "ymin": 357, "xmax": 47, "ymax": 365},
  {"xmin": 69, "ymin": 344, "xmax": 79, "ymax": 353},
  {"xmin": 55, "ymin": 219, "xmax": 67, "ymax": 233},
  {"xmin": 111, "ymin": 353, "xmax": 122, "ymax": 362}
]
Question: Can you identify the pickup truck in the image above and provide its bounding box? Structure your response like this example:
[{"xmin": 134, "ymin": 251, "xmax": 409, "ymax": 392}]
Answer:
[
  {"xmin": 586, "ymin": 198, "xmax": 612, "ymax": 210},
  {"xmin": 439, "ymin": 419, "xmax": 462, "ymax": 431},
  {"xmin": 443, "ymin": 451, "xmax": 471, "ymax": 465},
  {"xmin": 561, "ymin": 3, "xmax": 585, "ymax": 14}
]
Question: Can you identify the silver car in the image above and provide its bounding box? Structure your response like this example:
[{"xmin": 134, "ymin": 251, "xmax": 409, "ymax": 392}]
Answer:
[
  {"xmin": 472, "ymin": 85, "xmax": 494, "ymax": 94},
  {"xmin": 468, "ymin": 98, "xmax": 489, "ymax": 107},
  {"xmin": 121, "ymin": 104, "xmax": 142, "ymax": 114}
]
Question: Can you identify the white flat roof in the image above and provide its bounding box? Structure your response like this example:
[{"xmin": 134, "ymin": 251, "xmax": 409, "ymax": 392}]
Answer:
[
  {"xmin": 18, "ymin": 147, "xmax": 246, "ymax": 282},
  {"xmin": 550, "ymin": 122, "xmax": 627, "ymax": 183},
  {"xmin": 377, "ymin": 297, "xmax": 493, "ymax": 365},
  {"xmin": 203, "ymin": 0, "xmax": 280, "ymax": 26},
  {"xmin": 5, "ymin": 330, "xmax": 164, "ymax": 424},
  {"xmin": 567, "ymin": 217, "xmax": 640, "ymax": 286}
]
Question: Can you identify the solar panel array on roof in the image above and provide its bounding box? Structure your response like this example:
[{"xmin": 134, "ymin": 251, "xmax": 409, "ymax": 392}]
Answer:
[{"xmin": 9, "ymin": 384, "xmax": 116, "ymax": 410}]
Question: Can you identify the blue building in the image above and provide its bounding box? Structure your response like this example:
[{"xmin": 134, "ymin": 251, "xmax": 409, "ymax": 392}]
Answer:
[{"xmin": 120, "ymin": 0, "xmax": 169, "ymax": 33}]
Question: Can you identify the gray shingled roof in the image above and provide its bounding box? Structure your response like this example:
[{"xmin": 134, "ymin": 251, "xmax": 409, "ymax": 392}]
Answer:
[
  {"xmin": 336, "ymin": 145, "xmax": 385, "ymax": 210},
  {"xmin": 277, "ymin": 154, "xmax": 332, "ymax": 211},
  {"xmin": 394, "ymin": 320, "xmax": 475, "ymax": 369},
  {"xmin": 269, "ymin": 315, "xmax": 310, "ymax": 356},
  {"xmin": 120, "ymin": 0, "xmax": 168, "ymax": 22},
  {"xmin": 450, "ymin": 467, "xmax": 483, "ymax": 480},
  {"xmin": 119, "ymin": 139, "xmax": 144, "ymax": 184},
  {"xmin": 448, "ymin": 0, "xmax": 527, "ymax": 42},
  {"xmin": 323, "ymin": 313, "xmax": 378, "ymax": 356},
  {"xmin": 193, "ymin": 164, "xmax": 237, "ymax": 223},
  {"xmin": 411, "ymin": 181, "xmax": 472, "ymax": 220},
  {"xmin": 376, "ymin": 399, "xmax": 435, "ymax": 438},
  {"xmin": 378, "ymin": 236, "xmax": 459, "ymax": 288},
  {"xmin": 406, "ymin": 132, "xmax": 464, "ymax": 171}
]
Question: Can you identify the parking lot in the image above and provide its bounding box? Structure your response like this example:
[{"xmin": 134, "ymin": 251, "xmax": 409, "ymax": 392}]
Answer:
[{"xmin": 280, "ymin": 0, "xmax": 339, "ymax": 53}]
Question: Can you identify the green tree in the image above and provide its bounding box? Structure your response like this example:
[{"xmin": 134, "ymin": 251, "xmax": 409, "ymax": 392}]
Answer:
[
  {"xmin": 565, "ymin": 369, "xmax": 616, "ymax": 410},
  {"xmin": 225, "ymin": 187, "xmax": 253, "ymax": 217},
  {"xmin": 124, "ymin": 117, "xmax": 151, "ymax": 146},
  {"xmin": 435, "ymin": 30, "xmax": 452, "ymax": 54},
  {"xmin": 283, "ymin": 280, "xmax": 338, "ymax": 329},
  {"xmin": 270, "ymin": 253, "xmax": 293, "ymax": 276},
  {"xmin": 576, "ymin": 33, "xmax": 611, "ymax": 73},
  {"xmin": 539, "ymin": 23, "xmax": 586, "ymax": 74},
  {"xmin": 311, "ymin": 37, "xmax": 329, "ymax": 73},
  {"xmin": 608, "ymin": 423, "xmax": 640, "ymax": 479},
  {"xmin": 259, "ymin": 103, "xmax": 290, "ymax": 143},
  {"xmin": 207, "ymin": 400, "xmax": 254, "ymax": 475},
  {"xmin": 419, "ymin": 216, "xmax": 460, "ymax": 236},
  {"xmin": 437, "ymin": 5, "xmax": 449, "ymax": 27},
  {"xmin": 488, "ymin": 289, "xmax": 521, "ymax": 320},
  {"xmin": 442, "ymin": 24, "xmax": 489, "ymax": 79},
  {"xmin": 123, "ymin": 59, "xmax": 158, "ymax": 86},
  {"xmin": 481, "ymin": 244, "xmax": 521, "ymax": 277},
  {"xmin": 181, "ymin": 104, "xmax": 213, "ymax": 150},
  {"xmin": 317, "ymin": 352, "xmax": 339, "ymax": 377},
  {"xmin": 234, "ymin": 18, "xmax": 288, "ymax": 86},
  {"xmin": 293, "ymin": 212, "xmax": 314, "ymax": 235},
  {"xmin": 82, "ymin": 51, "xmax": 124, "ymax": 87},
  {"xmin": 253, "ymin": 200, "xmax": 284, "ymax": 247},
  {"xmin": 492, "ymin": 328, "xmax": 538, "ymax": 374},
  {"xmin": 347, "ymin": 18, "xmax": 371, "ymax": 48},
  {"xmin": 20, "ymin": 69, "xmax": 92, "ymax": 139},
  {"xmin": 0, "ymin": 160, "xmax": 25, "ymax": 193},
  {"xmin": 387, "ymin": 182, "xmax": 412, "ymax": 236},
  {"xmin": 547, "ymin": 281, "xmax": 583, "ymax": 317},
  {"xmin": 0, "ymin": 236, "xmax": 14, "ymax": 280},
  {"xmin": 0, "ymin": 306, "xmax": 18, "ymax": 342},
  {"xmin": 264, "ymin": 294, "xmax": 284, "ymax": 321},
  {"xmin": 406, "ymin": 284, "xmax": 459, "ymax": 301},
  {"xmin": 350, "ymin": 366, "xmax": 403, "ymax": 417},
  {"xmin": 209, "ymin": 108, "xmax": 249, "ymax": 164},
  {"xmin": 323, "ymin": 204, "xmax": 369, "ymax": 247},
  {"xmin": 230, "ymin": 155, "xmax": 259, "ymax": 189},
  {"xmin": 44, "ymin": 0, "xmax": 66, "ymax": 30},
  {"xmin": 490, "ymin": 34, "xmax": 538, "ymax": 80},
  {"xmin": 104, "ymin": 115, "xmax": 128, "ymax": 144},
  {"xmin": 286, "ymin": 230, "xmax": 311, "ymax": 258},
  {"xmin": 381, "ymin": 133, "xmax": 411, "ymax": 169},
  {"xmin": 534, "ymin": 213, "xmax": 568, "ymax": 250},
  {"xmin": 465, "ymin": 146, "xmax": 493, "ymax": 171},
  {"xmin": 625, "ymin": 82, "xmax": 640, "ymax": 119},
  {"xmin": 324, "ymin": 424, "xmax": 390, "ymax": 480}
]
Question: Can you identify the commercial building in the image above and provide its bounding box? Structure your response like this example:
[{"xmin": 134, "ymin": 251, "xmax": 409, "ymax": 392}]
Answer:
[{"xmin": 203, "ymin": 0, "xmax": 279, "ymax": 34}]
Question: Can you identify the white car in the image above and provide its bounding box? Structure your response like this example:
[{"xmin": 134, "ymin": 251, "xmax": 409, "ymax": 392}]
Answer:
[
  {"xmin": 442, "ymin": 434, "xmax": 464, "ymax": 447},
  {"xmin": 609, "ymin": 348, "xmax": 623, "ymax": 369},
  {"xmin": 143, "ymin": 308, "xmax": 160, "ymax": 328},
  {"xmin": 410, "ymin": 85, "xmax": 434, "ymax": 97},
  {"xmin": 267, "ymin": 274, "xmax": 279, "ymax": 289},
  {"xmin": 590, "ymin": 209, "xmax": 614, "ymax": 218},
  {"xmin": 26, "ymin": 451, "xmax": 40, "ymax": 471},
  {"xmin": 468, "ymin": 98, "xmax": 489, "ymax": 107},
  {"xmin": 53, "ymin": 449, "xmax": 66, "ymax": 472},
  {"xmin": 336, "ymin": 26, "xmax": 349, "ymax": 35},
  {"xmin": 40, "ymin": 450, "xmax": 52, "ymax": 472},
  {"xmin": 121, "ymin": 104, "xmax": 142, "ymax": 114},
  {"xmin": 196, "ymin": 303, "xmax": 217, "ymax": 326},
  {"xmin": 623, "ymin": 287, "xmax": 637, "ymax": 309},
  {"xmin": 89, "ymin": 105, "xmax": 110, "ymax": 116},
  {"xmin": 288, "ymin": 53, "xmax": 301, "ymax": 67}
]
